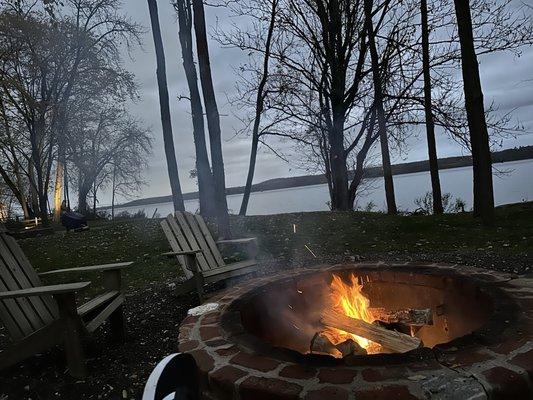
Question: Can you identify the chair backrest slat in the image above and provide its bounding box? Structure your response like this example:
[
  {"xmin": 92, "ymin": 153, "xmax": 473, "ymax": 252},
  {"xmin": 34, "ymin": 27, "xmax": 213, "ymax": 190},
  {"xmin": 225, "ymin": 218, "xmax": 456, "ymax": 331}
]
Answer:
[
  {"xmin": 193, "ymin": 214, "xmax": 225, "ymax": 267},
  {"xmin": 0, "ymin": 233, "xmax": 59, "ymax": 339},
  {"xmin": 182, "ymin": 212, "xmax": 221, "ymax": 269},
  {"xmin": 160, "ymin": 212, "xmax": 226, "ymax": 277},
  {"xmin": 167, "ymin": 214, "xmax": 210, "ymax": 272},
  {"xmin": 160, "ymin": 219, "xmax": 193, "ymax": 279}
]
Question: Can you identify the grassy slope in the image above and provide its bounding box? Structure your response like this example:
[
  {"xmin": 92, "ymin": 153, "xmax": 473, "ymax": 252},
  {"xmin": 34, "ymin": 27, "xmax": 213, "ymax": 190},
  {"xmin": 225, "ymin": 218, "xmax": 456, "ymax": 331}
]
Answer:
[{"xmin": 20, "ymin": 202, "xmax": 533, "ymax": 296}]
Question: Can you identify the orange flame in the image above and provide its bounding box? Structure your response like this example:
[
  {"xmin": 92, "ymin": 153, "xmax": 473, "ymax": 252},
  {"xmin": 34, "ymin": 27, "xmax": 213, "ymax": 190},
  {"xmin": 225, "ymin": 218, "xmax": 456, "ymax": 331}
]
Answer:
[{"xmin": 323, "ymin": 273, "xmax": 381, "ymax": 354}]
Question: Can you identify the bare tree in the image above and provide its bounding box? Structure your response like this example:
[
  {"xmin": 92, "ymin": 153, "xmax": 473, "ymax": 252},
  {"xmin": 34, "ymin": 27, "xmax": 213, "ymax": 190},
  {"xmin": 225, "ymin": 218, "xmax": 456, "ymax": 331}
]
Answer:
[
  {"xmin": 453, "ymin": 0, "xmax": 494, "ymax": 224},
  {"xmin": 232, "ymin": 0, "xmax": 279, "ymax": 216},
  {"xmin": 148, "ymin": 0, "xmax": 185, "ymax": 212},
  {"xmin": 421, "ymin": 0, "xmax": 443, "ymax": 215},
  {"xmin": 173, "ymin": 0, "xmax": 216, "ymax": 217},
  {"xmin": 68, "ymin": 105, "xmax": 151, "ymax": 214},
  {"xmin": 191, "ymin": 0, "xmax": 230, "ymax": 237}
]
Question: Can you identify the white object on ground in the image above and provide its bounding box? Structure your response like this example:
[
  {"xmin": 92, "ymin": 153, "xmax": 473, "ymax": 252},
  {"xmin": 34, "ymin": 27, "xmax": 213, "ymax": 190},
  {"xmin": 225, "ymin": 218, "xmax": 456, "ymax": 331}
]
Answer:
[{"xmin": 187, "ymin": 303, "xmax": 219, "ymax": 316}]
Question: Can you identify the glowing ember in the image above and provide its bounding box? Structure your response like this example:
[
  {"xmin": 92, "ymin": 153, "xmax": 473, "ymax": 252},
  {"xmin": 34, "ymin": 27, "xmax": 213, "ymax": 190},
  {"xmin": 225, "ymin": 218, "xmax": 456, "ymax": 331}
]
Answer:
[{"xmin": 323, "ymin": 274, "xmax": 382, "ymax": 354}]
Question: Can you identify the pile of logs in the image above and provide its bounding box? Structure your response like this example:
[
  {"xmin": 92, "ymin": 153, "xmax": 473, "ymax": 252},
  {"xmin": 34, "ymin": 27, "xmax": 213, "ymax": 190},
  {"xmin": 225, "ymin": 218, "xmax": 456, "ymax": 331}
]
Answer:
[{"xmin": 311, "ymin": 308, "xmax": 433, "ymax": 357}]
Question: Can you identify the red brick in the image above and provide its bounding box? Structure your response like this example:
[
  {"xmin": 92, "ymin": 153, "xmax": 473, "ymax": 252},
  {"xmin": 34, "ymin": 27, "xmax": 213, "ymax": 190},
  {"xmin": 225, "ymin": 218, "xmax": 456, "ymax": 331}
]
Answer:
[
  {"xmin": 305, "ymin": 386, "xmax": 349, "ymax": 400},
  {"xmin": 200, "ymin": 326, "xmax": 221, "ymax": 341},
  {"xmin": 230, "ymin": 352, "xmax": 280, "ymax": 372},
  {"xmin": 178, "ymin": 327, "xmax": 191, "ymax": 341},
  {"xmin": 190, "ymin": 349, "xmax": 215, "ymax": 373},
  {"xmin": 178, "ymin": 340, "xmax": 199, "ymax": 352},
  {"xmin": 317, "ymin": 368, "xmax": 357, "ymax": 384},
  {"xmin": 509, "ymin": 349, "xmax": 533, "ymax": 379},
  {"xmin": 202, "ymin": 312, "xmax": 220, "ymax": 325},
  {"xmin": 216, "ymin": 346, "xmax": 240, "ymax": 357},
  {"xmin": 182, "ymin": 315, "xmax": 199, "ymax": 325},
  {"xmin": 209, "ymin": 366, "xmax": 247, "ymax": 400},
  {"xmin": 204, "ymin": 338, "xmax": 229, "ymax": 348},
  {"xmin": 353, "ymin": 385, "xmax": 420, "ymax": 400},
  {"xmin": 279, "ymin": 364, "xmax": 317, "ymax": 380},
  {"xmin": 489, "ymin": 338, "xmax": 528, "ymax": 355},
  {"xmin": 483, "ymin": 366, "xmax": 531, "ymax": 399},
  {"xmin": 448, "ymin": 349, "xmax": 493, "ymax": 365},
  {"xmin": 239, "ymin": 376, "xmax": 302, "ymax": 400},
  {"xmin": 362, "ymin": 367, "xmax": 408, "ymax": 382}
]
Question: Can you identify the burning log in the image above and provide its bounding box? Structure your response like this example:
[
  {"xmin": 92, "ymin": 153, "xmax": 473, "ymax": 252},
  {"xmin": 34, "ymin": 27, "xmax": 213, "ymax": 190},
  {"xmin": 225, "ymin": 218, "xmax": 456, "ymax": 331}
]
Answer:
[
  {"xmin": 335, "ymin": 338, "xmax": 367, "ymax": 357},
  {"xmin": 321, "ymin": 310, "xmax": 422, "ymax": 353},
  {"xmin": 310, "ymin": 332, "xmax": 339, "ymax": 357},
  {"xmin": 369, "ymin": 307, "xmax": 433, "ymax": 326},
  {"xmin": 310, "ymin": 332, "xmax": 367, "ymax": 357}
]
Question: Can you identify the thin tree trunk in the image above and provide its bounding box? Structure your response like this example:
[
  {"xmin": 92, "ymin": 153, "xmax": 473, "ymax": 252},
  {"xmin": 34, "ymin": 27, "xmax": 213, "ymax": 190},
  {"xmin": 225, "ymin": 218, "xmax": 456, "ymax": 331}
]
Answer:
[
  {"xmin": 53, "ymin": 161, "xmax": 64, "ymax": 221},
  {"xmin": 240, "ymin": 134, "xmax": 259, "ymax": 215},
  {"xmin": 64, "ymin": 161, "xmax": 70, "ymax": 209},
  {"xmin": 364, "ymin": 0, "xmax": 397, "ymax": 215},
  {"xmin": 147, "ymin": 0, "xmax": 186, "ymax": 213},
  {"xmin": 453, "ymin": 0, "xmax": 494, "ymax": 225},
  {"xmin": 111, "ymin": 164, "xmax": 116, "ymax": 220},
  {"xmin": 191, "ymin": 0, "xmax": 230, "ymax": 238},
  {"xmin": 421, "ymin": 0, "xmax": 443, "ymax": 215},
  {"xmin": 239, "ymin": 0, "xmax": 278, "ymax": 216},
  {"xmin": 175, "ymin": 0, "xmax": 216, "ymax": 217},
  {"xmin": 92, "ymin": 181, "xmax": 97, "ymax": 217}
]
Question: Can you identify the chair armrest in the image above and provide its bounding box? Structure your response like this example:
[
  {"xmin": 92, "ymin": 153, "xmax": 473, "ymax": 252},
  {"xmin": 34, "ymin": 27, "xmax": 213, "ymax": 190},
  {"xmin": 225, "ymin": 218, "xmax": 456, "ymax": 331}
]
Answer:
[
  {"xmin": 216, "ymin": 237, "xmax": 257, "ymax": 245},
  {"xmin": 39, "ymin": 262, "xmax": 133, "ymax": 276},
  {"xmin": 161, "ymin": 250, "xmax": 203, "ymax": 257},
  {"xmin": 0, "ymin": 282, "xmax": 91, "ymax": 300}
]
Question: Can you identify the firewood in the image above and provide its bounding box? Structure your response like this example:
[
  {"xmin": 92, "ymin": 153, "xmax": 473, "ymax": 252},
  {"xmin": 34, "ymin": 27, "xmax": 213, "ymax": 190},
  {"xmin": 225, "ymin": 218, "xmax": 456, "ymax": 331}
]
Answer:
[
  {"xmin": 336, "ymin": 338, "xmax": 367, "ymax": 357},
  {"xmin": 321, "ymin": 310, "xmax": 422, "ymax": 353},
  {"xmin": 368, "ymin": 307, "xmax": 433, "ymax": 326},
  {"xmin": 310, "ymin": 332, "xmax": 340, "ymax": 357}
]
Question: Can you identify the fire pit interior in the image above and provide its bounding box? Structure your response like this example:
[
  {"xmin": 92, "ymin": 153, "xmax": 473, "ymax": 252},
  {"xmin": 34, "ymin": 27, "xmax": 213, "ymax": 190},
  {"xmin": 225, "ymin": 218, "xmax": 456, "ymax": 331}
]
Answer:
[{"xmin": 239, "ymin": 269, "xmax": 494, "ymax": 358}]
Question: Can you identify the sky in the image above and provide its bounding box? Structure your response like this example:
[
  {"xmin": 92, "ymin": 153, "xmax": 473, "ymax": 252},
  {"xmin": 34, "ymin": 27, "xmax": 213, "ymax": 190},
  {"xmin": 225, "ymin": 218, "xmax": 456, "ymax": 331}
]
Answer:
[{"xmin": 105, "ymin": 0, "xmax": 533, "ymax": 205}]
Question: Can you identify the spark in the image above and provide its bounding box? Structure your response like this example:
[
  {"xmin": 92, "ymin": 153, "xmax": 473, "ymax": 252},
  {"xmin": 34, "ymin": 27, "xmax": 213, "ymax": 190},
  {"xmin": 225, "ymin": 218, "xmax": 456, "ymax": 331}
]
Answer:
[
  {"xmin": 293, "ymin": 224, "xmax": 297, "ymax": 234},
  {"xmin": 292, "ymin": 323, "xmax": 300, "ymax": 330},
  {"xmin": 297, "ymin": 289, "xmax": 303, "ymax": 294},
  {"xmin": 304, "ymin": 244, "xmax": 317, "ymax": 258}
]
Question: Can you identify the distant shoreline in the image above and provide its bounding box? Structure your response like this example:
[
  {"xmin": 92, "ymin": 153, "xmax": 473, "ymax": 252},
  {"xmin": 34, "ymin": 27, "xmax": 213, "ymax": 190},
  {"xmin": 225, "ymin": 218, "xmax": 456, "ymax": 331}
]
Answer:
[{"xmin": 102, "ymin": 145, "xmax": 533, "ymax": 210}]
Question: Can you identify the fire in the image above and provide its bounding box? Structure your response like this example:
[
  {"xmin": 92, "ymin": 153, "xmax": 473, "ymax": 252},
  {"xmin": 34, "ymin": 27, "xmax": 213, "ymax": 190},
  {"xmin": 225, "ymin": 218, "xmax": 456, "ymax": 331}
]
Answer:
[{"xmin": 323, "ymin": 273, "xmax": 382, "ymax": 354}]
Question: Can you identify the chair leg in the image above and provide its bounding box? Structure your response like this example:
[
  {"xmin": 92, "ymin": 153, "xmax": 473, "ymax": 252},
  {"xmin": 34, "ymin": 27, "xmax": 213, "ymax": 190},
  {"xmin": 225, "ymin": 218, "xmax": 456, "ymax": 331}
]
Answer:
[
  {"xmin": 55, "ymin": 293, "xmax": 87, "ymax": 377},
  {"xmin": 109, "ymin": 304, "xmax": 126, "ymax": 342},
  {"xmin": 185, "ymin": 253, "xmax": 204, "ymax": 303}
]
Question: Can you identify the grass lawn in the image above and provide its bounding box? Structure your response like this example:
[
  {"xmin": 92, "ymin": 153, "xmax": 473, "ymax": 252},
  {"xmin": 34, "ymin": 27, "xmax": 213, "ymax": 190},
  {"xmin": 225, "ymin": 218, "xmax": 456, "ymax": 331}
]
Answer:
[{"xmin": 21, "ymin": 201, "xmax": 533, "ymax": 297}]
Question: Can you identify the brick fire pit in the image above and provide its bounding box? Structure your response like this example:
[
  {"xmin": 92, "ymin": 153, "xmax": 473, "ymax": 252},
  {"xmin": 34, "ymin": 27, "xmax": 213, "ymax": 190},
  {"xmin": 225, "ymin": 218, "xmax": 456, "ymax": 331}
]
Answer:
[{"xmin": 178, "ymin": 262, "xmax": 533, "ymax": 399}]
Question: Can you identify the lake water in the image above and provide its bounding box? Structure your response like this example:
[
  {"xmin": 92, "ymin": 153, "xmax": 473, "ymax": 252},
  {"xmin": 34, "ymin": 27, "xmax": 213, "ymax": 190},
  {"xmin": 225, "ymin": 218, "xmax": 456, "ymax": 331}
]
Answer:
[{"xmin": 112, "ymin": 159, "xmax": 533, "ymax": 217}]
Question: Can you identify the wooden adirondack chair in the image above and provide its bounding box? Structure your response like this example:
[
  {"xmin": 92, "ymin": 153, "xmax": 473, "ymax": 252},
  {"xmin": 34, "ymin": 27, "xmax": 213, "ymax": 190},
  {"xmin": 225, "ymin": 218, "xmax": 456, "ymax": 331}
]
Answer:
[
  {"xmin": 161, "ymin": 212, "xmax": 258, "ymax": 300},
  {"xmin": 0, "ymin": 225, "xmax": 132, "ymax": 377}
]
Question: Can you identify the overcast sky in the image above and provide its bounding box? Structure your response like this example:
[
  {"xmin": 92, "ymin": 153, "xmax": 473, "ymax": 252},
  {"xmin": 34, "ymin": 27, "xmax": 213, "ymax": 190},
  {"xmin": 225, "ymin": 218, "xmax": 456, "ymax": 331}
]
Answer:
[{"xmin": 105, "ymin": 0, "xmax": 533, "ymax": 205}]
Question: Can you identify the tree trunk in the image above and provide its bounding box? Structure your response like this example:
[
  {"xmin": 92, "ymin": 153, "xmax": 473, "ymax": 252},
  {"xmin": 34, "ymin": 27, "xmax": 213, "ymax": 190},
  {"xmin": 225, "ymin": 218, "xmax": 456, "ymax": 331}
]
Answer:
[
  {"xmin": 0, "ymin": 164, "xmax": 26, "ymax": 217},
  {"xmin": 28, "ymin": 160, "xmax": 39, "ymax": 218},
  {"xmin": 453, "ymin": 0, "xmax": 494, "ymax": 225},
  {"xmin": 240, "ymin": 134, "xmax": 259, "ymax": 215},
  {"xmin": 175, "ymin": 0, "xmax": 216, "ymax": 217},
  {"xmin": 364, "ymin": 0, "xmax": 397, "ymax": 215},
  {"xmin": 329, "ymin": 124, "xmax": 350, "ymax": 211},
  {"xmin": 92, "ymin": 181, "xmax": 97, "ymax": 218},
  {"xmin": 348, "ymin": 111, "xmax": 377, "ymax": 207},
  {"xmin": 239, "ymin": 0, "xmax": 278, "ymax": 216},
  {"xmin": 421, "ymin": 0, "xmax": 443, "ymax": 215},
  {"xmin": 191, "ymin": 0, "xmax": 230, "ymax": 238},
  {"xmin": 53, "ymin": 161, "xmax": 64, "ymax": 221},
  {"xmin": 147, "ymin": 0, "xmax": 186, "ymax": 213},
  {"xmin": 111, "ymin": 164, "xmax": 116, "ymax": 220}
]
